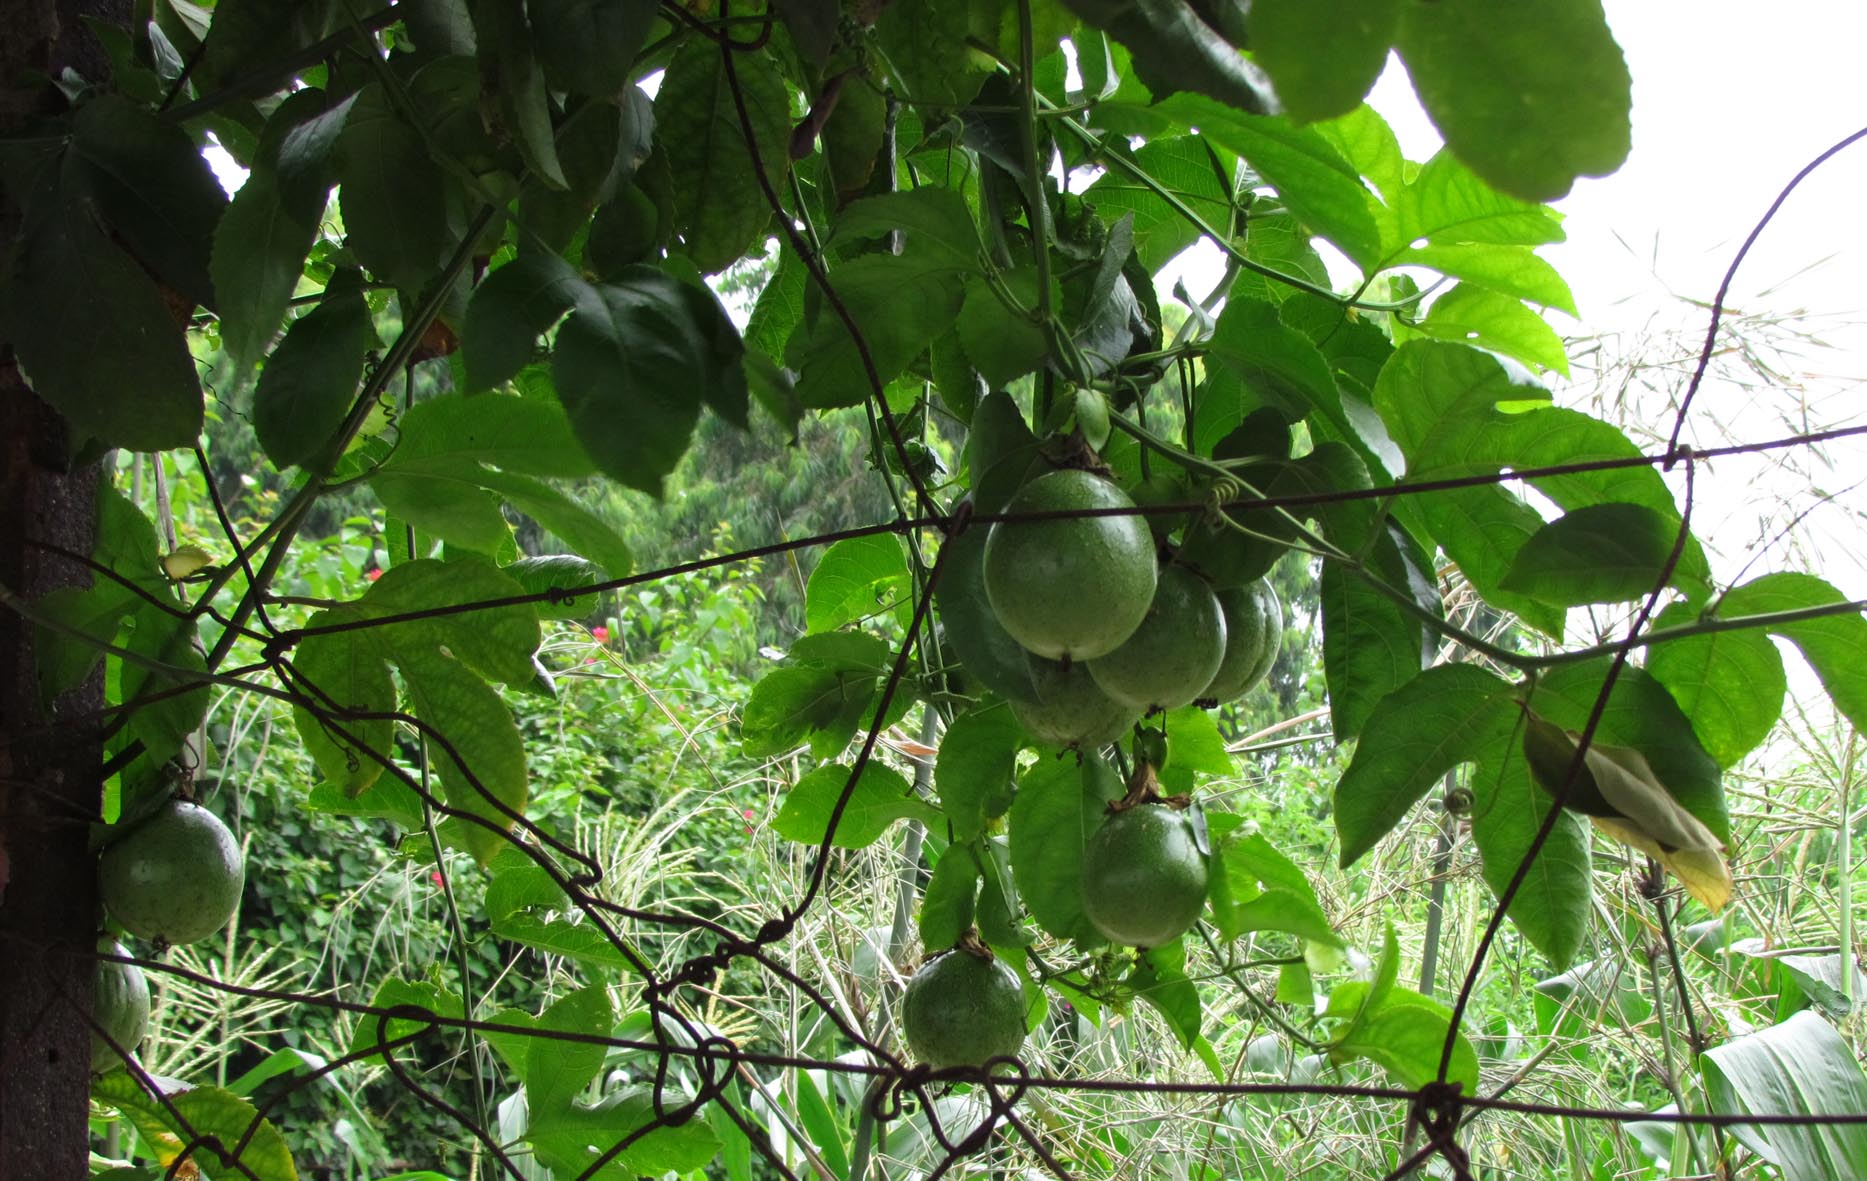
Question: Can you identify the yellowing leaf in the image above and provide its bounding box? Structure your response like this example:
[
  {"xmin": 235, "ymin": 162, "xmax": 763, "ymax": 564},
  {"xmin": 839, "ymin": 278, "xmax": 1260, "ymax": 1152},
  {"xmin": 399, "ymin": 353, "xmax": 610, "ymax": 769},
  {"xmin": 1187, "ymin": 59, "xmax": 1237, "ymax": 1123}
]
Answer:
[
  {"xmin": 161, "ymin": 545, "xmax": 211, "ymax": 581},
  {"xmin": 1590, "ymin": 815, "xmax": 1733, "ymax": 913},
  {"xmin": 1522, "ymin": 711, "xmax": 1733, "ymax": 911}
]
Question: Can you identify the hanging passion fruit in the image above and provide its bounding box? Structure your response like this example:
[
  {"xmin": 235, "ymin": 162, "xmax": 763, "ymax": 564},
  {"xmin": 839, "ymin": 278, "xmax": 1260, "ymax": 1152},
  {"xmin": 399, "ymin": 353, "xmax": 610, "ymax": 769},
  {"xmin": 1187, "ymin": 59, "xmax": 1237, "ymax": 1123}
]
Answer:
[
  {"xmin": 902, "ymin": 946, "xmax": 1026, "ymax": 1068},
  {"xmin": 1080, "ymin": 803, "xmax": 1209, "ymax": 947},
  {"xmin": 982, "ymin": 469, "xmax": 1158, "ymax": 662},
  {"xmin": 1087, "ymin": 565, "xmax": 1227, "ymax": 712}
]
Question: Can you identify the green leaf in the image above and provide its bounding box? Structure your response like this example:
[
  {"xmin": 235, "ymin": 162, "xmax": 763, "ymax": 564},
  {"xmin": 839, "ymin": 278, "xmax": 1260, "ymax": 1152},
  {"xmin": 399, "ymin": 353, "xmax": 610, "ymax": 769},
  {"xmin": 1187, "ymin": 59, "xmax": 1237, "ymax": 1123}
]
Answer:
[
  {"xmin": 531, "ymin": 1085, "xmax": 724, "ymax": 1179},
  {"xmin": 741, "ymin": 632, "xmax": 909, "ymax": 759},
  {"xmin": 822, "ymin": 67, "xmax": 887, "ymax": 202},
  {"xmin": 873, "ymin": 1, "xmax": 989, "ymax": 109},
  {"xmin": 305, "ymin": 772, "xmax": 425, "ymax": 829},
  {"xmin": 462, "ymin": 253, "xmax": 599, "ymax": 392},
  {"xmin": 1720, "ymin": 572, "xmax": 1867, "ymax": 734},
  {"xmin": 1206, "ymin": 296, "xmax": 1401, "ymax": 477},
  {"xmin": 1703, "ymin": 1011, "xmax": 1867, "ymax": 1181},
  {"xmin": 934, "ymin": 704, "xmax": 1025, "ymax": 843},
  {"xmin": 1375, "ymin": 341, "xmax": 1709, "ymax": 606},
  {"xmin": 252, "ymin": 275, "xmax": 374, "ymax": 471},
  {"xmin": 828, "ymin": 188, "xmax": 983, "ymax": 270},
  {"xmin": 336, "ymin": 83, "xmax": 453, "ymax": 291},
  {"xmin": 1396, "ymin": 0, "xmax": 1630, "ymax": 201},
  {"xmin": 370, "ymin": 458, "xmax": 510, "ymax": 556},
  {"xmin": 919, "ymin": 847, "xmax": 980, "ymax": 951},
  {"xmin": 91, "ymin": 1074, "xmax": 299, "ymax": 1181},
  {"xmin": 1246, "ymin": 0, "xmax": 1400, "ymax": 122},
  {"xmin": 379, "ymin": 391, "xmax": 597, "ymax": 478},
  {"xmin": 1321, "ymin": 525, "xmax": 1437, "ymax": 741},
  {"xmin": 1009, "ymin": 755, "xmax": 1113, "ymax": 946},
  {"xmin": 1126, "ymin": 939, "xmax": 1203, "ymax": 1049},
  {"xmin": 119, "ymin": 606, "xmax": 208, "ymax": 767},
  {"xmin": 1467, "ymin": 754, "xmax": 1593, "ymax": 968},
  {"xmin": 1644, "ymin": 601, "xmax": 1787, "ymax": 769},
  {"xmin": 1081, "ymin": 136, "xmax": 1234, "ymax": 273},
  {"xmin": 469, "ymin": 468, "xmax": 634, "ymax": 578},
  {"xmin": 361, "ymin": 557, "xmax": 542, "ymax": 685},
  {"xmin": 1393, "ymin": 242, "xmax": 1576, "ymax": 314},
  {"xmin": 484, "ymin": 987, "xmax": 612, "ymax": 1112},
  {"xmin": 503, "ymin": 555, "xmax": 606, "ymax": 620},
  {"xmin": 1396, "ymin": 150, "xmax": 1567, "ymax": 249},
  {"xmin": 1325, "ymin": 982, "xmax": 1479, "ymax": 1093},
  {"xmin": 792, "ymin": 252, "xmax": 967, "ymax": 410},
  {"xmin": 212, "ymin": 170, "xmax": 320, "ymax": 368},
  {"xmin": 528, "ymin": 0, "xmax": 655, "ymax": 96},
  {"xmin": 1159, "ymin": 706, "xmax": 1234, "ymax": 776},
  {"xmin": 553, "ymin": 269, "xmax": 726, "ymax": 495},
  {"xmin": 487, "ymin": 863, "xmax": 639, "ymax": 971},
  {"xmin": 33, "ymin": 482, "xmax": 170, "ymax": 699},
  {"xmin": 69, "ymin": 95, "xmax": 227, "ymax": 309},
  {"xmin": 653, "ymin": 36, "xmax": 789, "ymax": 273},
  {"xmin": 1418, "ymin": 284, "xmax": 1569, "ymax": 375},
  {"xmin": 209, "ymin": 88, "xmax": 355, "ymax": 366},
  {"xmin": 806, "ymin": 534, "xmax": 910, "ymax": 633},
  {"xmin": 1226, "ymin": 212, "xmax": 1332, "ymax": 305},
  {"xmin": 1065, "ymin": 0, "xmax": 1274, "ymax": 114},
  {"xmin": 350, "ymin": 976, "xmax": 464, "ymax": 1060},
  {"xmin": 772, "ymin": 761, "xmax": 937, "ymax": 848},
  {"xmin": 0, "ymin": 155, "xmax": 202, "ymax": 450},
  {"xmin": 745, "ymin": 239, "xmax": 808, "ymax": 362},
  {"xmin": 291, "ymin": 620, "xmax": 396, "ymax": 796},
  {"xmin": 1226, "ymin": 889, "xmax": 1340, "ymax": 947},
  {"xmin": 1502, "ymin": 503, "xmax": 1708, "ymax": 607},
  {"xmin": 1155, "ymin": 96, "xmax": 1383, "ymax": 269},
  {"xmin": 1334, "ymin": 663, "xmax": 1518, "ymax": 866},
  {"xmin": 958, "ymin": 269, "xmax": 1051, "ymax": 387},
  {"xmin": 398, "ymin": 643, "xmax": 529, "ymax": 864}
]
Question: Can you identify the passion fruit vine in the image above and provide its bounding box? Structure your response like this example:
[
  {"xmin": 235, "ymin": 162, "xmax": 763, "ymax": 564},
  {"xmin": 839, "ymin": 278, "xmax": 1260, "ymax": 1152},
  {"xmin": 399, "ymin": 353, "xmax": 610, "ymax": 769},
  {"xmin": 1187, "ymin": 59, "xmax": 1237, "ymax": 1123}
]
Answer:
[
  {"xmin": 902, "ymin": 946, "xmax": 1027, "ymax": 1069},
  {"xmin": 98, "ymin": 798, "xmax": 246, "ymax": 946},
  {"xmin": 982, "ymin": 469, "xmax": 1158, "ymax": 662},
  {"xmin": 1080, "ymin": 802, "xmax": 1209, "ymax": 947}
]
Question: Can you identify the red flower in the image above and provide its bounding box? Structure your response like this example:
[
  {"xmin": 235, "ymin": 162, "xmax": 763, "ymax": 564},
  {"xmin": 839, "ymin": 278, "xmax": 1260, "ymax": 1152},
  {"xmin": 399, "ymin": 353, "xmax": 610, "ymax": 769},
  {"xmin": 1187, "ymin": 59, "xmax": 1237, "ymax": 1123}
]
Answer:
[
  {"xmin": 591, "ymin": 625, "xmax": 610, "ymax": 643},
  {"xmin": 366, "ymin": 567, "xmax": 383, "ymax": 582},
  {"xmin": 430, "ymin": 870, "xmax": 444, "ymax": 887}
]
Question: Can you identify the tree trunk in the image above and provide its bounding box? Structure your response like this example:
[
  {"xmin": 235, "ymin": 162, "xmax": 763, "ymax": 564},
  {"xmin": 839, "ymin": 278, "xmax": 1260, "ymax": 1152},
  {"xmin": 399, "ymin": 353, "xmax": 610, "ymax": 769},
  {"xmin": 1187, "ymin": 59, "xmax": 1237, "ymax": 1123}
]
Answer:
[{"xmin": 0, "ymin": 0, "xmax": 127, "ymax": 1171}]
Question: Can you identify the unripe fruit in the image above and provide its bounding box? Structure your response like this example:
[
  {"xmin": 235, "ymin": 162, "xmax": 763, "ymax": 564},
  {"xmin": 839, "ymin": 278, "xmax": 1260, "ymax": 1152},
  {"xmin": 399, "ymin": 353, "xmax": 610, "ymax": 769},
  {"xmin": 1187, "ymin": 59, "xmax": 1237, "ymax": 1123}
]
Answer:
[
  {"xmin": 1201, "ymin": 580, "xmax": 1282, "ymax": 704},
  {"xmin": 1088, "ymin": 565, "xmax": 1227, "ymax": 712},
  {"xmin": 1080, "ymin": 804, "xmax": 1208, "ymax": 947},
  {"xmin": 902, "ymin": 948, "xmax": 1026, "ymax": 1068},
  {"xmin": 1009, "ymin": 657, "xmax": 1141, "ymax": 750},
  {"xmin": 98, "ymin": 799, "xmax": 245, "ymax": 946},
  {"xmin": 982, "ymin": 470, "xmax": 1158, "ymax": 661},
  {"xmin": 92, "ymin": 938, "xmax": 149, "ymax": 1075}
]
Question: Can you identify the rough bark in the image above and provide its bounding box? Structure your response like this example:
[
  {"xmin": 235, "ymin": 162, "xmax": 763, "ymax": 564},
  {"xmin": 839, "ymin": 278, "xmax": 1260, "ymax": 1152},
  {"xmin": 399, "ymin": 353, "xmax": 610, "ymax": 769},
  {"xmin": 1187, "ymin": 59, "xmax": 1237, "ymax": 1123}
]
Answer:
[{"xmin": 0, "ymin": 0, "xmax": 127, "ymax": 1171}]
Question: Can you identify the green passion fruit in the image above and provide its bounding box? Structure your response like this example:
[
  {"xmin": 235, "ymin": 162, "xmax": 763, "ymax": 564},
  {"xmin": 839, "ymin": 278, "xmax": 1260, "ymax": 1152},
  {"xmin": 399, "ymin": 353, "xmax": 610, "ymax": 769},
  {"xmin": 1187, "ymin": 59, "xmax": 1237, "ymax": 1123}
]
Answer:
[
  {"xmin": 1201, "ymin": 580, "xmax": 1283, "ymax": 705},
  {"xmin": 1087, "ymin": 565, "xmax": 1227, "ymax": 712},
  {"xmin": 1080, "ymin": 803, "xmax": 1209, "ymax": 947},
  {"xmin": 902, "ymin": 948, "xmax": 1027, "ymax": 1068},
  {"xmin": 92, "ymin": 938, "xmax": 150, "ymax": 1074},
  {"xmin": 1009, "ymin": 656, "xmax": 1141, "ymax": 750},
  {"xmin": 982, "ymin": 469, "xmax": 1158, "ymax": 661},
  {"xmin": 98, "ymin": 799, "xmax": 246, "ymax": 946}
]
